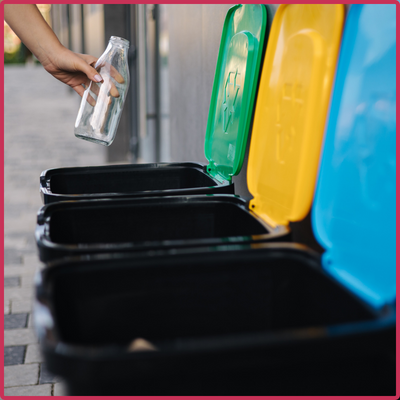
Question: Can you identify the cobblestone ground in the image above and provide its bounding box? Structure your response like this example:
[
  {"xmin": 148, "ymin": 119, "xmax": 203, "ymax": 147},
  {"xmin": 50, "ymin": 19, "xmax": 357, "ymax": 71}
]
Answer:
[{"xmin": 4, "ymin": 65, "xmax": 106, "ymax": 396}]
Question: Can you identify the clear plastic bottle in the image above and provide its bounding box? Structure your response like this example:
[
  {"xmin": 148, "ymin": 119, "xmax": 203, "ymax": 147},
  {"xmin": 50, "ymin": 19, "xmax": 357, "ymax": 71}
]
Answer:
[{"xmin": 74, "ymin": 36, "xmax": 130, "ymax": 146}]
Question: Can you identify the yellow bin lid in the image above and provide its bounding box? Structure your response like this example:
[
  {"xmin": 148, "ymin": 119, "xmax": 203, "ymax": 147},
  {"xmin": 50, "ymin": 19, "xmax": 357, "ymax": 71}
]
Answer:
[{"xmin": 248, "ymin": 4, "xmax": 344, "ymax": 228}]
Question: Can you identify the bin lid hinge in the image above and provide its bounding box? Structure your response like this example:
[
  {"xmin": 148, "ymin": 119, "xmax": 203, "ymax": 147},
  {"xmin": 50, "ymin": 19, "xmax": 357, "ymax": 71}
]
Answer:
[{"xmin": 206, "ymin": 161, "xmax": 231, "ymax": 183}]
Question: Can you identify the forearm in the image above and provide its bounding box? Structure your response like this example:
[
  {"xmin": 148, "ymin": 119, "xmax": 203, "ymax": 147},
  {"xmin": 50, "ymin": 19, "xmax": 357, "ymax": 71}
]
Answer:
[
  {"xmin": 4, "ymin": 4, "xmax": 102, "ymax": 95},
  {"xmin": 4, "ymin": 4, "xmax": 64, "ymax": 65}
]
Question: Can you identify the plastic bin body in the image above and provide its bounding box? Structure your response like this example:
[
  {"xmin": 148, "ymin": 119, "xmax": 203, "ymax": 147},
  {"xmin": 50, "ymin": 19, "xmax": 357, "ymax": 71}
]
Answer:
[
  {"xmin": 35, "ymin": 244, "xmax": 395, "ymax": 395},
  {"xmin": 35, "ymin": 194, "xmax": 289, "ymax": 262},
  {"xmin": 40, "ymin": 163, "xmax": 233, "ymax": 204},
  {"xmin": 40, "ymin": 4, "xmax": 267, "ymax": 204},
  {"xmin": 35, "ymin": 4, "xmax": 344, "ymax": 262}
]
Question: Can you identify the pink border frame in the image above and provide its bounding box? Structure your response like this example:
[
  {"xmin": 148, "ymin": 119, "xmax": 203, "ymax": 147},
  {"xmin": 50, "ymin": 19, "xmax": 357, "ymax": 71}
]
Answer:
[{"xmin": 1, "ymin": 1, "xmax": 398, "ymax": 399}]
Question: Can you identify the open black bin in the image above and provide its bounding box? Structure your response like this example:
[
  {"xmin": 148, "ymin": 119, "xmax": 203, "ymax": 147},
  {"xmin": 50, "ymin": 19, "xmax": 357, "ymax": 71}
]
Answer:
[
  {"xmin": 34, "ymin": 244, "xmax": 395, "ymax": 395},
  {"xmin": 39, "ymin": 4, "xmax": 268, "ymax": 205},
  {"xmin": 40, "ymin": 163, "xmax": 233, "ymax": 204},
  {"xmin": 35, "ymin": 194, "xmax": 289, "ymax": 262}
]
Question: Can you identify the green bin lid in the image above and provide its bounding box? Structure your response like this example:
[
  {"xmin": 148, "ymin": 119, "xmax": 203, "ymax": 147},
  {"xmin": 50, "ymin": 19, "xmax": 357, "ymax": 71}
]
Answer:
[{"xmin": 204, "ymin": 4, "xmax": 267, "ymax": 182}]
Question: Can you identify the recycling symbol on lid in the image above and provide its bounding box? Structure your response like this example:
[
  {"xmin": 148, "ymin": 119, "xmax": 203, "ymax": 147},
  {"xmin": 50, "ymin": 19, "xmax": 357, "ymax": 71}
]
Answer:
[{"xmin": 222, "ymin": 69, "xmax": 241, "ymax": 133}]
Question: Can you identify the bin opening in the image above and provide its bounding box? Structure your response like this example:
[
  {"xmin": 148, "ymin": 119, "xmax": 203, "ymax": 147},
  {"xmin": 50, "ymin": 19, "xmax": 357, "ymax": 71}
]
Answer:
[
  {"xmin": 50, "ymin": 168, "xmax": 217, "ymax": 195},
  {"xmin": 48, "ymin": 202, "xmax": 268, "ymax": 244},
  {"xmin": 50, "ymin": 256, "xmax": 374, "ymax": 346}
]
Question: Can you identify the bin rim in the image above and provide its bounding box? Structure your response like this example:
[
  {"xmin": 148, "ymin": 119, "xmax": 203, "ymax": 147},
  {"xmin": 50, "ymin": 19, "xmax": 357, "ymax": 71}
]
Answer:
[
  {"xmin": 35, "ymin": 194, "xmax": 290, "ymax": 263},
  {"xmin": 35, "ymin": 242, "xmax": 395, "ymax": 361},
  {"xmin": 39, "ymin": 162, "xmax": 232, "ymax": 203}
]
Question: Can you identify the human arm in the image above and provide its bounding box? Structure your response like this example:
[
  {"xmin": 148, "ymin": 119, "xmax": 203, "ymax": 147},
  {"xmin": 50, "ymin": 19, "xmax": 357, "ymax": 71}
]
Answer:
[{"xmin": 4, "ymin": 4, "xmax": 103, "ymax": 100}]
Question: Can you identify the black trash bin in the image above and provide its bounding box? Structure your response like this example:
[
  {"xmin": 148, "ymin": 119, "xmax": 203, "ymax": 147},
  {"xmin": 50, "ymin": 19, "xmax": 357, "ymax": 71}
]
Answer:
[
  {"xmin": 35, "ymin": 194, "xmax": 289, "ymax": 262},
  {"xmin": 34, "ymin": 243, "xmax": 395, "ymax": 396},
  {"xmin": 40, "ymin": 162, "xmax": 232, "ymax": 204},
  {"xmin": 39, "ymin": 4, "xmax": 268, "ymax": 205}
]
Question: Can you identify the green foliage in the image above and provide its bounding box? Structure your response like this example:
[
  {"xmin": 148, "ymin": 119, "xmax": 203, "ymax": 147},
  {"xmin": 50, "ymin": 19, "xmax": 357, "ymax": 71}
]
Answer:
[{"xmin": 4, "ymin": 43, "xmax": 29, "ymax": 64}]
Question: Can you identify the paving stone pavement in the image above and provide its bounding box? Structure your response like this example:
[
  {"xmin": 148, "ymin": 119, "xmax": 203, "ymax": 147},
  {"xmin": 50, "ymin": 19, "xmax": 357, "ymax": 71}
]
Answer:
[{"xmin": 4, "ymin": 64, "xmax": 106, "ymax": 395}]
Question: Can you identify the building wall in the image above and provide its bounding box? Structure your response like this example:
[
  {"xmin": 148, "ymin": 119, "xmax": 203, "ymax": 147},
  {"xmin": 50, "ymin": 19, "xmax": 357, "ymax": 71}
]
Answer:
[
  {"xmin": 103, "ymin": 4, "xmax": 132, "ymax": 162},
  {"xmin": 84, "ymin": 4, "xmax": 105, "ymax": 57},
  {"xmin": 168, "ymin": 4, "xmax": 232, "ymax": 164},
  {"xmin": 51, "ymin": 5, "xmax": 104, "ymax": 55}
]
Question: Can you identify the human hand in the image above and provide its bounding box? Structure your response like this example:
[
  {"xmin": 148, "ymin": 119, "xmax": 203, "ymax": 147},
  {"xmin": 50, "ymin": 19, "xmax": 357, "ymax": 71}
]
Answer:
[
  {"xmin": 39, "ymin": 47, "xmax": 101, "ymax": 101},
  {"xmin": 40, "ymin": 46, "xmax": 124, "ymax": 106}
]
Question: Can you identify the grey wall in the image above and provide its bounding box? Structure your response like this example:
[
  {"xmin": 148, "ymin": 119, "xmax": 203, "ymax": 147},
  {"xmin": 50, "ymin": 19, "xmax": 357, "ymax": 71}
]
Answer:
[
  {"xmin": 104, "ymin": 4, "xmax": 132, "ymax": 163},
  {"xmin": 169, "ymin": 4, "xmax": 232, "ymax": 164}
]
